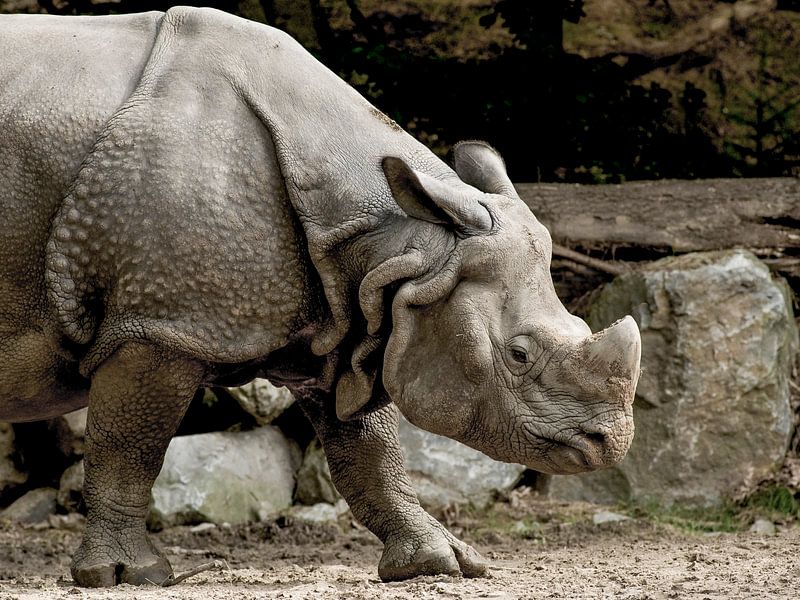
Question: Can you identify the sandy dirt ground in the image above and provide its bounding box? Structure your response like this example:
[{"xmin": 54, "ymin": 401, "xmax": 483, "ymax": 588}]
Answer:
[{"xmin": 0, "ymin": 497, "xmax": 797, "ymax": 600}]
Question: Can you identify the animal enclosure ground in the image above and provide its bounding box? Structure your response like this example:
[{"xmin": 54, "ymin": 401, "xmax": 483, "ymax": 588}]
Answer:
[{"xmin": 0, "ymin": 498, "xmax": 797, "ymax": 600}]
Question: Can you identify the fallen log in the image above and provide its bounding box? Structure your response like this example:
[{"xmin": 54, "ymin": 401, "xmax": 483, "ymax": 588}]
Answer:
[
  {"xmin": 518, "ymin": 177, "xmax": 800, "ymax": 255},
  {"xmin": 515, "ymin": 177, "xmax": 800, "ymax": 309}
]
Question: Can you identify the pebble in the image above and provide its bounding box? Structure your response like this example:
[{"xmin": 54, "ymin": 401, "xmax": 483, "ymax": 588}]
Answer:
[
  {"xmin": 592, "ymin": 511, "xmax": 631, "ymax": 525},
  {"xmin": 291, "ymin": 499, "xmax": 350, "ymax": 524},
  {"xmin": 190, "ymin": 522, "xmax": 217, "ymax": 534},
  {"xmin": 749, "ymin": 519, "xmax": 776, "ymax": 535}
]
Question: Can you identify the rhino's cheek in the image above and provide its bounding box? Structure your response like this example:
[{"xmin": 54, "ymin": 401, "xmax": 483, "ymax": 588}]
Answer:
[{"xmin": 386, "ymin": 318, "xmax": 496, "ymax": 439}]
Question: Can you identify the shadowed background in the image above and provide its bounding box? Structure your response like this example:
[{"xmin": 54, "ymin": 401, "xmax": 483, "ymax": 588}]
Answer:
[{"xmin": 2, "ymin": 0, "xmax": 799, "ymax": 183}]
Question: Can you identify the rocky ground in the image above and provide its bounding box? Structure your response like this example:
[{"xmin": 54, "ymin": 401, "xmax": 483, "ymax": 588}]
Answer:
[{"xmin": 1, "ymin": 495, "xmax": 798, "ymax": 600}]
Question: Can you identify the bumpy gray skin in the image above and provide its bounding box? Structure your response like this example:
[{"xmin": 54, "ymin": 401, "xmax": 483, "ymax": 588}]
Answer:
[{"xmin": 0, "ymin": 7, "xmax": 641, "ymax": 587}]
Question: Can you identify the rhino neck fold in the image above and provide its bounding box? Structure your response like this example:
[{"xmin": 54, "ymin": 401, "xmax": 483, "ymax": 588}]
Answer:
[{"xmin": 214, "ymin": 11, "xmax": 457, "ymax": 357}]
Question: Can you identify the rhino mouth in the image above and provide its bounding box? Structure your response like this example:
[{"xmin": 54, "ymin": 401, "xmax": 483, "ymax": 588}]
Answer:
[
  {"xmin": 543, "ymin": 439, "xmax": 598, "ymax": 474},
  {"xmin": 525, "ymin": 427, "xmax": 612, "ymax": 474}
]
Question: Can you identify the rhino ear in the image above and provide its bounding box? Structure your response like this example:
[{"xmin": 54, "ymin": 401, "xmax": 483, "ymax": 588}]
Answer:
[
  {"xmin": 382, "ymin": 156, "xmax": 491, "ymax": 232},
  {"xmin": 452, "ymin": 141, "xmax": 517, "ymax": 198}
]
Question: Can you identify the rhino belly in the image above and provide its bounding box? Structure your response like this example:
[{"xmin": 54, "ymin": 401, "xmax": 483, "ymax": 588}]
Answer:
[{"xmin": 0, "ymin": 329, "xmax": 89, "ymax": 422}]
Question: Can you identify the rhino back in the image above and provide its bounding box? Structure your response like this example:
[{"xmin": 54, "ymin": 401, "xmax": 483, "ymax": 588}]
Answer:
[
  {"xmin": 44, "ymin": 8, "xmax": 316, "ymax": 374},
  {"xmin": 0, "ymin": 12, "xmax": 161, "ymax": 327}
]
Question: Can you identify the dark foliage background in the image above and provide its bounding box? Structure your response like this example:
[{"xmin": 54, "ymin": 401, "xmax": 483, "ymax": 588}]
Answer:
[{"xmin": 2, "ymin": 0, "xmax": 799, "ymax": 183}]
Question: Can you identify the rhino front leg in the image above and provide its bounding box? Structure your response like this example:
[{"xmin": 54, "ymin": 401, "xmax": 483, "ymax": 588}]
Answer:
[
  {"xmin": 72, "ymin": 342, "xmax": 204, "ymax": 587},
  {"xmin": 298, "ymin": 393, "xmax": 487, "ymax": 581}
]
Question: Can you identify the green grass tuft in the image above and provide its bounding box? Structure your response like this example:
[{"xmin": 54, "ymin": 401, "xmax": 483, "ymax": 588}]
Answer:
[
  {"xmin": 620, "ymin": 485, "xmax": 800, "ymax": 533},
  {"xmin": 743, "ymin": 485, "xmax": 800, "ymax": 520}
]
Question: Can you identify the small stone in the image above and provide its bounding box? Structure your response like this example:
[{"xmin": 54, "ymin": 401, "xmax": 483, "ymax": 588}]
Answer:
[
  {"xmin": 47, "ymin": 513, "xmax": 85, "ymax": 531},
  {"xmin": 749, "ymin": 519, "xmax": 776, "ymax": 535},
  {"xmin": 1, "ymin": 488, "xmax": 57, "ymax": 524},
  {"xmin": 57, "ymin": 460, "xmax": 84, "ymax": 513},
  {"xmin": 47, "ymin": 408, "xmax": 87, "ymax": 458},
  {"xmin": 291, "ymin": 499, "xmax": 349, "ymax": 524},
  {"xmin": 227, "ymin": 379, "xmax": 295, "ymax": 425},
  {"xmin": 189, "ymin": 522, "xmax": 217, "ymax": 534},
  {"xmin": 62, "ymin": 409, "xmax": 87, "ymax": 442},
  {"xmin": 592, "ymin": 511, "xmax": 631, "ymax": 525}
]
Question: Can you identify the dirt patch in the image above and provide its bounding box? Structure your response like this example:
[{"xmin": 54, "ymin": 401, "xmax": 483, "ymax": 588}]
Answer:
[{"xmin": 0, "ymin": 498, "xmax": 798, "ymax": 599}]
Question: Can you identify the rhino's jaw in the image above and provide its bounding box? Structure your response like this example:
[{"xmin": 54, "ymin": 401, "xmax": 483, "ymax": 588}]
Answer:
[
  {"xmin": 456, "ymin": 395, "xmax": 636, "ymax": 475},
  {"xmin": 519, "ymin": 409, "xmax": 636, "ymax": 474},
  {"xmin": 532, "ymin": 438, "xmax": 607, "ymax": 475}
]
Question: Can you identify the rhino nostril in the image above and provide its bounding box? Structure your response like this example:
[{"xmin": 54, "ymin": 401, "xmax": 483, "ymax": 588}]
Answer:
[{"xmin": 584, "ymin": 431, "xmax": 606, "ymax": 446}]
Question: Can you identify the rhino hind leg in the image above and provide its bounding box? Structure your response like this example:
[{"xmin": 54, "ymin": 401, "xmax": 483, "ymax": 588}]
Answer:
[
  {"xmin": 297, "ymin": 393, "xmax": 488, "ymax": 581},
  {"xmin": 71, "ymin": 342, "xmax": 203, "ymax": 587}
]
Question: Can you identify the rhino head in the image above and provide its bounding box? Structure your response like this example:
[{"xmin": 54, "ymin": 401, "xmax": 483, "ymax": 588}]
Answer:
[{"xmin": 366, "ymin": 142, "xmax": 640, "ymax": 474}]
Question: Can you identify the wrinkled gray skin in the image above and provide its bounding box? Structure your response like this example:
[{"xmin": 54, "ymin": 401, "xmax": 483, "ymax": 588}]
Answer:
[{"xmin": 0, "ymin": 7, "xmax": 641, "ymax": 587}]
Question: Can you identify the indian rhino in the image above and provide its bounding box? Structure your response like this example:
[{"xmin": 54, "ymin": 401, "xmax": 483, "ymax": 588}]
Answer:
[{"xmin": 0, "ymin": 6, "xmax": 641, "ymax": 587}]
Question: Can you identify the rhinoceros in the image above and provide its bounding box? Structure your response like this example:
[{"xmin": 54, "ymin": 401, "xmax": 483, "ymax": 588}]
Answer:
[{"xmin": 0, "ymin": 6, "xmax": 641, "ymax": 587}]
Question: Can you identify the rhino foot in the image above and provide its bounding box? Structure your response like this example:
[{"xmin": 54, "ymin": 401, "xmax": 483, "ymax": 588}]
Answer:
[
  {"xmin": 378, "ymin": 515, "xmax": 488, "ymax": 581},
  {"xmin": 71, "ymin": 534, "xmax": 173, "ymax": 587}
]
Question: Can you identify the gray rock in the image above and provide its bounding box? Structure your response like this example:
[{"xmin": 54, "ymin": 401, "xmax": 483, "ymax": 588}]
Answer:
[
  {"xmin": 227, "ymin": 379, "xmax": 295, "ymax": 425},
  {"xmin": 294, "ymin": 438, "xmax": 341, "ymax": 505},
  {"xmin": 0, "ymin": 423, "xmax": 27, "ymax": 501},
  {"xmin": 47, "ymin": 408, "xmax": 88, "ymax": 458},
  {"xmin": 592, "ymin": 511, "xmax": 631, "ymax": 525},
  {"xmin": 548, "ymin": 250, "xmax": 797, "ymax": 506},
  {"xmin": 291, "ymin": 499, "xmax": 350, "ymax": 524},
  {"xmin": 398, "ymin": 415, "xmax": 525, "ymax": 510},
  {"xmin": 150, "ymin": 427, "xmax": 301, "ymax": 526},
  {"xmin": 1, "ymin": 487, "xmax": 57, "ymax": 524},
  {"xmin": 57, "ymin": 460, "xmax": 84, "ymax": 513},
  {"xmin": 48, "ymin": 512, "xmax": 86, "ymax": 531},
  {"xmin": 749, "ymin": 519, "xmax": 776, "ymax": 535}
]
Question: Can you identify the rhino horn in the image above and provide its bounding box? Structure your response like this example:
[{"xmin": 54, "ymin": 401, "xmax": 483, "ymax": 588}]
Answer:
[
  {"xmin": 452, "ymin": 141, "xmax": 516, "ymax": 198},
  {"xmin": 382, "ymin": 156, "xmax": 492, "ymax": 233},
  {"xmin": 581, "ymin": 316, "xmax": 642, "ymax": 403}
]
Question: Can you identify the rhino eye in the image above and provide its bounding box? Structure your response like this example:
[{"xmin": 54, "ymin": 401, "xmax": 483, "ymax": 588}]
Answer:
[{"xmin": 510, "ymin": 347, "xmax": 528, "ymax": 364}]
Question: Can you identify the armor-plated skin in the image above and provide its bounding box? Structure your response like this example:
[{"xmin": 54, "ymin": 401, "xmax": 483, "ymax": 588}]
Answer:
[{"xmin": 0, "ymin": 7, "xmax": 641, "ymax": 587}]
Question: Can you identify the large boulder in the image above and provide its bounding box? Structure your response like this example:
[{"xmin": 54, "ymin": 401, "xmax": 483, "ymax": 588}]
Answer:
[
  {"xmin": 150, "ymin": 427, "xmax": 301, "ymax": 526},
  {"xmin": 227, "ymin": 379, "xmax": 295, "ymax": 425},
  {"xmin": 398, "ymin": 416, "xmax": 525, "ymax": 510},
  {"xmin": 1, "ymin": 487, "xmax": 57, "ymax": 524},
  {"xmin": 294, "ymin": 438, "xmax": 341, "ymax": 505},
  {"xmin": 0, "ymin": 423, "xmax": 27, "ymax": 504},
  {"xmin": 548, "ymin": 250, "xmax": 798, "ymax": 506}
]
